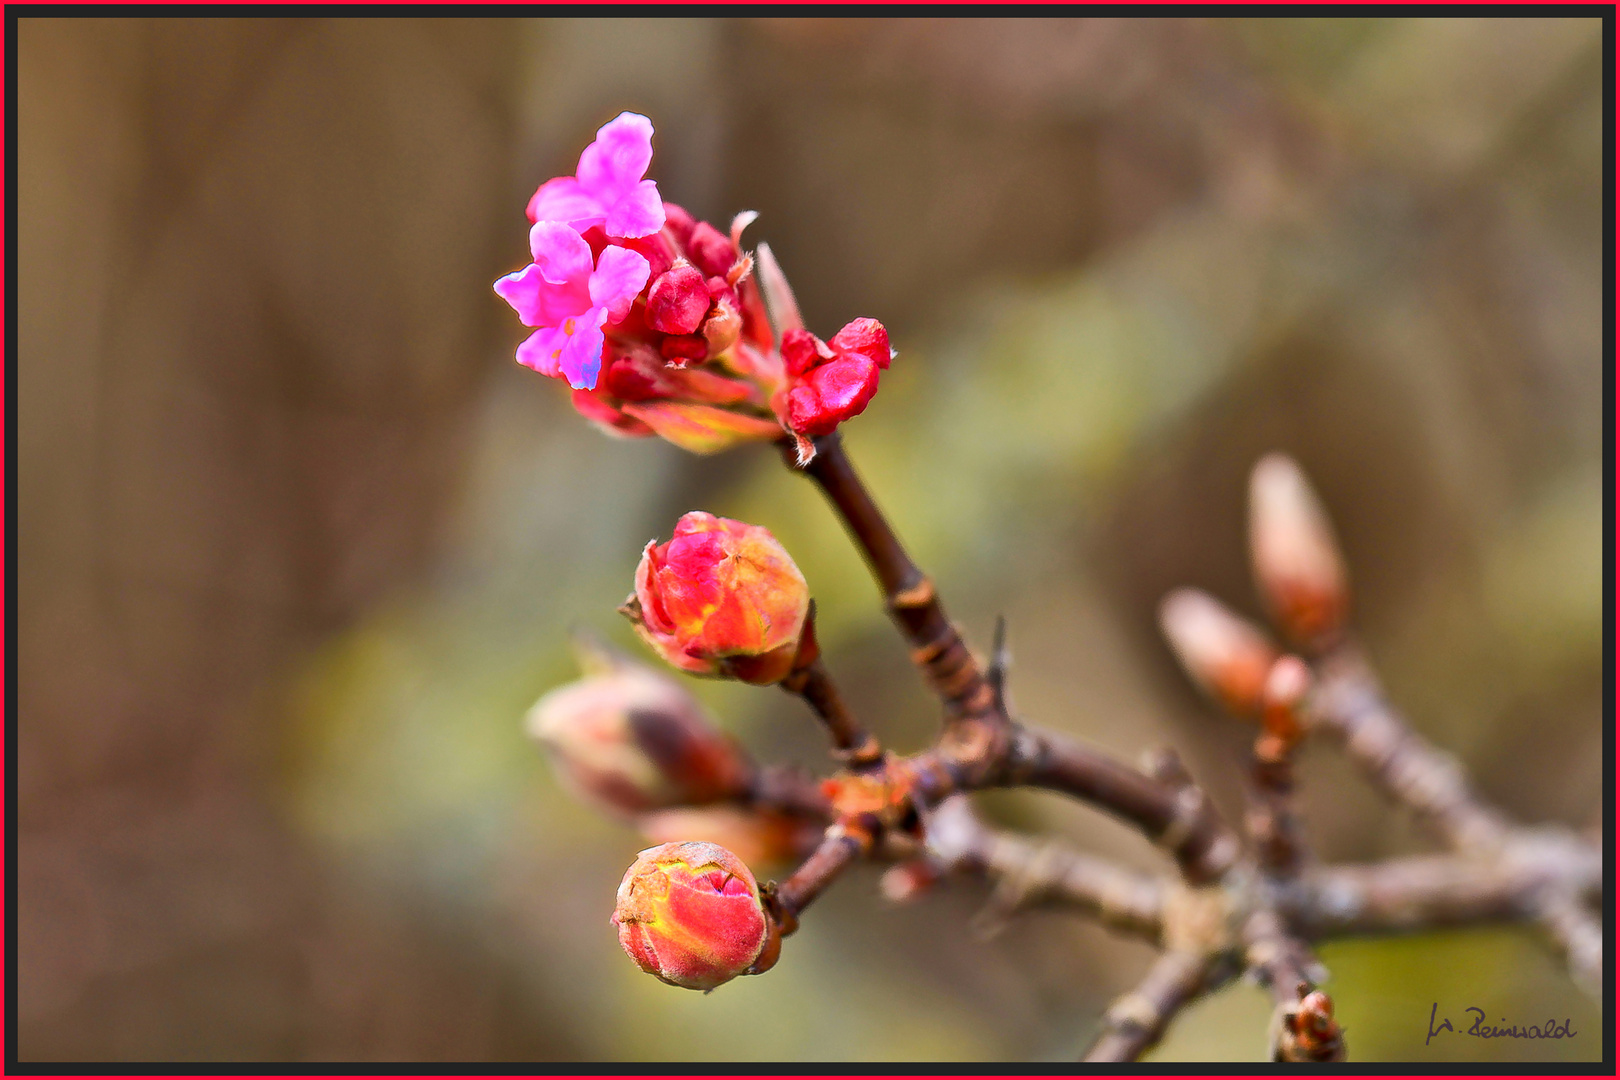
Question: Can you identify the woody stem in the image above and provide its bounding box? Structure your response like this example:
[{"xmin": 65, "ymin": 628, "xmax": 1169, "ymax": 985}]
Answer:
[
  {"xmin": 781, "ymin": 657, "xmax": 882, "ymax": 767},
  {"xmin": 773, "ymin": 829, "xmax": 864, "ymax": 924},
  {"xmin": 790, "ymin": 433, "xmax": 998, "ymax": 724}
]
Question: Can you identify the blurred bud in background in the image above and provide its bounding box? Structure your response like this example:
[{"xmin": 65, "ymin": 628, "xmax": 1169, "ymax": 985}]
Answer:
[
  {"xmin": 637, "ymin": 805, "xmax": 821, "ymax": 870},
  {"xmin": 1249, "ymin": 454, "xmax": 1350, "ymax": 654},
  {"xmin": 1159, "ymin": 587, "xmax": 1279, "ymax": 716},
  {"xmin": 527, "ymin": 633, "xmax": 753, "ymax": 818},
  {"xmin": 612, "ymin": 841, "xmax": 774, "ymax": 991}
]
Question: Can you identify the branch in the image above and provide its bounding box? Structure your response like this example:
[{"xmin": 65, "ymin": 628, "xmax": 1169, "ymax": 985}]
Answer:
[
  {"xmin": 1000, "ymin": 730, "xmax": 1242, "ymax": 886},
  {"xmin": 786, "ymin": 432, "xmax": 1245, "ymax": 887},
  {"xmin": 1311, "ymin": 643, "xmax": 1509, "ymax": 851},
  {"xmin": 747, "ymin": 762, "xmax": 833, "ymax": 822},
  {"xmin": 1248, "ymin": 657, "xmax": 1312, "ymax": 876},
  {"xmin": 1534, "ymin": 889, "xmax": 1603, "ymax": 1001},
  {"xmin": 1281, "ymin": 844, "xmax": 1602, "ymax": 939},
  {"xmin": 793, "ymin": 433, "xmax": 998, "ymax": 725},
  {"xmin": 1082, "ymin": 950, "xmax": 1214, "ymax": 1062},
  {"xmin": 771, "ymin": 827, "xmax": 865, "ymax": 927},
  {"xmin": 1242, "ymin": 906, "xmax": 1345, "ymax": 1062},
  {"xmin": 921, "ymin": 796, "xmax": 1166, "ymax": 943},
  {"xmin": 780, "ymin": 653, "xmax": 884, "ymax": 767}
]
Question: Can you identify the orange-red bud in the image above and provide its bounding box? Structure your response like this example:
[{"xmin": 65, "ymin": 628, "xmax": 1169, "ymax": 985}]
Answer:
[
  {"xmin": 527, "ymin": 641, "xmax": 752, "ymax": 817},
  {"xmin": 1249, "ymin": 455, "xmax": 1349, "ymax": 653},
  {"xmin": 612, "ymin": 841, "xmax": 773, "ymax": 991},
  {"xmin": 624, "ymin": 512, "xmax": 811, "ymax": 684},
  {"xmin": 1159, "ymin": 588, "xmax": 1279, "ymax": 716},
  {"xmin": 646, "ymin": 262, "xmax": 710, "ymax": 335}
]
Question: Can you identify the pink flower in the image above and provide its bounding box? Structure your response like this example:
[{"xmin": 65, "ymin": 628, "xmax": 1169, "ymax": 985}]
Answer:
[
  {"xmin": 526, "ymin": 112, "xmax": 666, "ymax": 240},
  {"xmin": 493, "ymin": 221, "xmax": 650, "ymax": 389}
]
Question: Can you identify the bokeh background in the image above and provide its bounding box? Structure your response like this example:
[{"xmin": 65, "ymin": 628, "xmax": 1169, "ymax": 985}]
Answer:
[{"xmin": 17, "ymin": 16, "xmax": 1605, "ymax": 1062}]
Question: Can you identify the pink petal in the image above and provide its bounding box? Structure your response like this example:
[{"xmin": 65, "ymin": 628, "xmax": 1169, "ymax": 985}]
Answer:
[
  {"xmin": 577, "ymin": 111, "xmax": 655, "ymax": 194},
  {"xmin": 526, "ymin": 175, "xmax": 604, "ymax": 229},
  {"xmin": 530, "ymin": 221, "xmax": 595, "ymax": 285},
  {"xmin": 557, "ymin": 307, "xmax": 610, "ymax": 389},
  {"xmin": 603, "ymin": 178, "xmax": 665, "ymax": 239},
  {"xmin": 493, "ymin": 263, "xmax": 549, "ymax": 327},
  {"xmin": 515, "ymin": 325, "xmax": 568, "ymax": 378},
  {"xmin": 589, "ymin": 245, "xmax": 652, "ymax": 323}
]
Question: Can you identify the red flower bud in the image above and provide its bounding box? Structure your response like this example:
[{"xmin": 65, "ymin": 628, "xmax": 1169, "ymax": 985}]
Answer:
[
  {"xmin": 660, "ymin": 333, "xmax": 711, "ymax": 364},
  {"xmin": 527, "ymin": 643, "xmax": 753, "ymax": 817},
  {"xmin": 623, "ymin": 512, "xmax": 810, "ymax": 684},
  {"xmin": 646, "ymin": 263, "xmax": 711, "ymax": 335},
  {"xmin": 705, "ymin": 275, "xmax": 738, "ymax": 309},
  {"xmin": 1249, "ymin": 455, "xmax": 1349, "ymax": 653},
  {"xmin": 828, "ymin": 317, "xmax": 892, "ymax": 370},
  {"xmin": 613, "ymin": 841, "xmax": 774, "ymax": 991},
  {"xmin": 786, "ymin": 353, "xmax": 881, "ymax": 437},
  {"xmin": 1158, "ymin": 588, "xmax": 1279, "ymax": 716},
  {"xmin": 774, "ymin": 319, "xmax": 891, "ymax": 438},
  {"xmin": 780, "ymin": 328, "xmax": 831, "ymax": 378},
  {"xmin": 687, "ymin": 220, "xmax": 738, "ymax": 279},
  {"xmin": 662, "ymin": 201, "xmax": 696, "ymax": 247}
]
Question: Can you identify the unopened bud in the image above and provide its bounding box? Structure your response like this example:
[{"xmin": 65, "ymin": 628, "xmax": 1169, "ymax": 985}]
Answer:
[
  {"xmin": 701, "ymin": 297, "xmax": 743, "ymax": 357},
  {"xmin": 1259, "ymin": 655, "xmax": 1312, "ymax": 745},
  {"xmin": 1159, "ymin": 588, "xmax": 1278, "ymax": 716},
  {"xmin": 527, "ymin": 643, "xmax": 752, "ymax": 817},
  {"xmin": 660, "ymin": 333, "xmax": 710, "ymax": 364},
  {"xmin": 786, "ymin": 353, "xmax": 881, "ymax": 436},
  {"xmin": 612, "ymin": 841, "xmax": 774, "ymax": 991},
  {"xmin": 624, "ymin": 512, "xmax": 811, "ymax": 685},
  {"xmin": 646, "ymin": 263, "xmax": 710, "ymax": 335},
  {"xmin": 687, "ymin": 220, "xmax": 738, "ymax": 279},
  {"xmin": 828, "ymin": 317, "xmax": 892, "ymax": 370},
  {"xmin": 662, "ymin": 201, "xmax": 696, "ymax": 247},
  {"xmin": 1249, "ymin": 455, "xmax": 1349, "ymax": 652},
  {"xmin": 880, "ymin": 859, "xmax": 942, "ymax": 904},
  {"xmin": 638, "ymin": 805, "xmax": 820, "ymax": 869}
]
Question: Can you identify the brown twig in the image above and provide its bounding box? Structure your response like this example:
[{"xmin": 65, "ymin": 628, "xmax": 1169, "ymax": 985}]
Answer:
[
  {"xmin": 1310, "ymin": 643, "xmax": 1509, "ymax": 852},
  {"xmin": 921, "ymin": 796, "xmax": 1166, "ymax": 943},
  {"xmin": 747, "ymin": 763, "xmax": 833, "ymax": 822},
  {"xmin": 1242, "ymin": 906, "xmax": 1345, "ymax": 1062},
  {"xmin": 1248, "ymin": 656, "xmax": 1312, "ymax": 876},
  {"xmin": 780, "ymin": 656, "xmax": 884, "ymax": 768},
  {"xmin": 1083, "ymin": 950, "xmax": 1215, "ymax": 1062},
  {"xmin": 771, "ymin": 828, "xmax": 864, "ymax": 926},
  {"xmin": 1002, "ymin": 729, "xmax": 1242, "ymax": 886},
  {"xmin": 1534, "ymin": 889, "xmax": 1604, "ymax": 1001},
  {"xmin": 1281, "ymin": 847, "xmax": 1601, "ymax": 939},
  {"xmin": 791, "ymin": 432, "xmax": 1240, "ymax": 887},
  {"xmin": 793, "ymin": 432, "xmax": 999, "ymax": 725}
]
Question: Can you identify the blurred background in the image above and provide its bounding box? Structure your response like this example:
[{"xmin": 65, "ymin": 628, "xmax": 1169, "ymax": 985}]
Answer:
[{"xmin": 18, "ymin": 16, "xmax": 1604, "ymax": 1062}]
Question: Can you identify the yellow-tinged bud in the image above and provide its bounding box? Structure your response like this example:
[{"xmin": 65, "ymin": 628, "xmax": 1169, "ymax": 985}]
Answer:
[
  {"xmin": 623, "ymin": 512, "xmax": 811, "ymax": 685},
  {"xmin": 612, "ymin": 841, "xmax": 775, "ymax": 991}
]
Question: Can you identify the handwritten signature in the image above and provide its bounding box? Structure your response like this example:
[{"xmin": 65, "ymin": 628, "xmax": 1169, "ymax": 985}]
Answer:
[{"xmin": 1427, "ymin": 1003, "xmax": 1577, "ymax": 1045}]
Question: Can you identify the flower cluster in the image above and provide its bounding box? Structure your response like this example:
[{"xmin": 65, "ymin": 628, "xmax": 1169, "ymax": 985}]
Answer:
[{"xmin": 494, "ymin": 112, "xmax": 893, "ymax": 454}]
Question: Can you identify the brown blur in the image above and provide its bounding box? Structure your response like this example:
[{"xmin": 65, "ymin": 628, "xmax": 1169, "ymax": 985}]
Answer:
[{"xmin": 18, "ymin": 17, "xmax": 1603, "ymax": 1062}]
